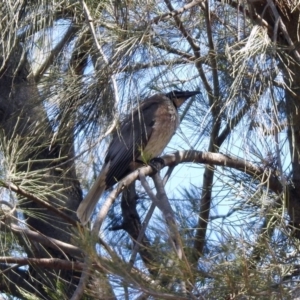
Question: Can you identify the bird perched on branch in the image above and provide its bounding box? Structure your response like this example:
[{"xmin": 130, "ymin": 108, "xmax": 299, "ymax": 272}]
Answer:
[{"xmin": 77, "ymin": 90, "xmax": 200, "ymax": 224}]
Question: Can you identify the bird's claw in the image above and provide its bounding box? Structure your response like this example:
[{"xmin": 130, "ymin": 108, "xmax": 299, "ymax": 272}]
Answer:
[{"xmin": 149, "ymin": 157, "xmax": 165, "ymax": 173}]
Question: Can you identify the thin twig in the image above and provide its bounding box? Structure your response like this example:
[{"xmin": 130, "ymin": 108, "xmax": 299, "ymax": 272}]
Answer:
[
  {"xmin": 1, "ymin": 181, "xmax": 77, "ymax": 226},
  {"xmin": 163, "ymin": 165, "xmax": 175, "ymax": 186},
  {"xmin": 70, "ymin": 256, "xmax": 90, "ymax": 300},
  {"xmin": 152, "ymin": 173, "xmax": 196, "ymax": 294},
  {"xmin": 81, "ymin": 0, "xmax": 120, "ymax": 110},
  {"xmin": 266, "ymin": 0, "xmax": 300, "ymax": 62},
  {"xmin": 151, "ymin": 0, "xmax": 204, "ymax": 24},
  {"xmin": 151, "ymin": 173, "xmax": 182, "ymax": 258},
  {"xmin": 129, "ymin": 202, "xmax": 156, "ymax": 269},
  {"xmin": 0, "ymin": 200, "xmax": 15, "ymax": 214},
  {"xmin": 0, "ymin": 221, "xmax": 83, "ymax": 257},
  {"xmin": 163, "ymin": 0, "xmax": 213, "ymax": 103},
  {"xmin": 34, "ymin": 25, "xmax": 79, "ymax": 83}
]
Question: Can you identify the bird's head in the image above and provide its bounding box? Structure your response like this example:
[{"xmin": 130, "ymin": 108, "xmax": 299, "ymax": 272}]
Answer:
[{"xmin": 165, "ymin": 90, "xmax": 200, "ymax": 108}]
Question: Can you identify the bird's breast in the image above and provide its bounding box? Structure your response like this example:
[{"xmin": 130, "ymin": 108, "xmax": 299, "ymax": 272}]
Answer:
[{"xmin": 141, "ymin": 101, "xmax": 179, "ymax": 159}]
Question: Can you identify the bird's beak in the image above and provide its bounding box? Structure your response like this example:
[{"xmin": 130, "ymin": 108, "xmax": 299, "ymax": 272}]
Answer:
[
  {"xmin": 173, "ymin": 91, "xmax": 200, "ymax": 107},
  {"xmin": 181, "ymin": 91, "xmax": 201, "ymax": 98}
]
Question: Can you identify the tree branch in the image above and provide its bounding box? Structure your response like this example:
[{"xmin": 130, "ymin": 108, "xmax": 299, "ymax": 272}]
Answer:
[
  {"xmin": 192, "ymin": 1, "xmax": 223, "ymax": 261},
  {"xmin": 266, "ymin": 0, "xmax": 300, "ymax": 62},
  {"xmin": 92, "ymin": 150, "xmax": 282, "ymax": 234},
  {"xmin": 116, "ymin": 182, "xmax": 160, "ymax": 276},
  {"xmin": 0, "ymin": 257, "xmax": 85, "ymax": 271},
  {"xmin": 163, "ymin": 0, "xmax": 213, "ymax": 102},
  {"xmin": 34, "ymin": 25, "xmax": 79, "ymax": 83},
  {"xmin": 142, "ymin": 171, "xmax": 183, "ymax": 258},
  {"xmin": 81, "ymin": 0, "xmax": 120, "ymax": 107},
  {"xmin": 151, "ymin": 0, "xmax": 204, "ymax": 24},
  {"xmin": 0, "ymin": 181, "xmax": 77, "ymax": 226},
  {"xmin": 223, "ymin": 0, "xmax": 271, "ymax": 30},
  {"xmin": 0, "ymin": 221, "xmax": 83, "ymax": 258}
]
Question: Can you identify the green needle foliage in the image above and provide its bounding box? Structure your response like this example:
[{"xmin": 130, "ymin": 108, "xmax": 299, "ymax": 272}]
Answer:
[{"xmin": 1, "ymin": 0, "xmax": 300, "ymax": 299}]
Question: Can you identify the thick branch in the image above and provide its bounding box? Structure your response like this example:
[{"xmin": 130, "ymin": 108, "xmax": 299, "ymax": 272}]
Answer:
[
  {"xmin": 93, "ymin": 150, "xmax": 282, "ymax": 234},
  {"xmin": 0, "ymin": 257, "xmax": 85, "ymax": 271},
  {"xmin": 204, "ymin": 0, "xmax": 220, "ymax": 102},
  {"xmin": 193, "ymin": 1, "xmax": 223, "ymax": 261}
]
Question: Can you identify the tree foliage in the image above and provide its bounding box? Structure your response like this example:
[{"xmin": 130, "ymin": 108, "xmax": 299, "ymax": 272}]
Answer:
[{"xmin": 1, "ymin": 0, "xmax": 300, "ymax": 299}]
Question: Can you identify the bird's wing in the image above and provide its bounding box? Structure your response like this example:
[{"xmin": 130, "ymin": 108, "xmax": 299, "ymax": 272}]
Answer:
[{"xmin": 104, "ymin": 97, "xmax": 161, "ymax": 187}]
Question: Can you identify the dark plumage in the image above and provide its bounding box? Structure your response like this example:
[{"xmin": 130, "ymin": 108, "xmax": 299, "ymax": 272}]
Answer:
[{"xmin": 77, "ymin": 90, "xmax": 199, "ymax": 224}]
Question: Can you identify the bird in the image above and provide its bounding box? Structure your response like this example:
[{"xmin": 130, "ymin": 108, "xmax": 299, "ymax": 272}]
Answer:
[{"xmin": 77, "ymin": 90, "xmax": 200, "ymax": 224}]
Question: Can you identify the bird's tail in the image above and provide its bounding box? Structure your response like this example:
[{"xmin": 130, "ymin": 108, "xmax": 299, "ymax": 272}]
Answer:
[{"xmin": 77, "ymin": 163, "xmax": 110, "ymax": 225}]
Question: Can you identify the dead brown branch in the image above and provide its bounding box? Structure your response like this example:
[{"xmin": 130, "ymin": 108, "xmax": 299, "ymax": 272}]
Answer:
[{"xmin": 0, "ymin": 256, "xmax": 85, "ymax": 271}]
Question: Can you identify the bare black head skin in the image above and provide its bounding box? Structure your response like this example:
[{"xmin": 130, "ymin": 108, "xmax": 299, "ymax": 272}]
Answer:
[{"xmin": 165, "ymin": 90, "xmax": 200, "ymax": 108}]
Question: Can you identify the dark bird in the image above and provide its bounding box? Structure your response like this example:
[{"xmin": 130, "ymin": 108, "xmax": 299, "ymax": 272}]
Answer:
[{"xmin": 77, "ymin": 90, "xmax": 200, "ymax": 224}]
